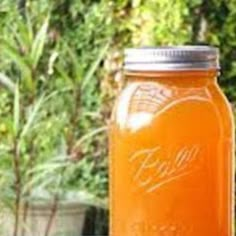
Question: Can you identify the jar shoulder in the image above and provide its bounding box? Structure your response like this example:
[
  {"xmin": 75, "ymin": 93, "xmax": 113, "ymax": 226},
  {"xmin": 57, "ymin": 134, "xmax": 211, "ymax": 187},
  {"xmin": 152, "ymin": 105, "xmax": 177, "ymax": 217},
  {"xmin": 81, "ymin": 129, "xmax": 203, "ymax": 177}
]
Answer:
[
  {"xmin": 111, "ymin": 82, "xmax": 233, "ymax": 136},
  {"xmin": 207, "ymin": 83, "xmax": 234, "ymax": 136}
]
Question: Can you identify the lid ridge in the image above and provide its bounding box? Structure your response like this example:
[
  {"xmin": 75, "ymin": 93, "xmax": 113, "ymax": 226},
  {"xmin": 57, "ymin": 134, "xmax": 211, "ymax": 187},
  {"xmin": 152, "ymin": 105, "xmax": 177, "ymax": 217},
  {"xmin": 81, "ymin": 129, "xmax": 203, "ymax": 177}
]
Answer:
[{"xmin": 124, "ymin": 46, "xmax": 219, "ymax": 71}]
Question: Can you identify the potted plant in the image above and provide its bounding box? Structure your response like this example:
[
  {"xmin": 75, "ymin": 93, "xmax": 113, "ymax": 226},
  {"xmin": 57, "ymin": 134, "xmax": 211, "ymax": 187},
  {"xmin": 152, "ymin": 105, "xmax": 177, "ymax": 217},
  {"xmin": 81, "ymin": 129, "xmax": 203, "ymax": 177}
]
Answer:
[
  {"xmin": 1, "ymin": 154, "xmax": 108, "ymax": 236},
  {"xmin": 0, "ymin": 6, "xmax": 110, "ymax": 236}
]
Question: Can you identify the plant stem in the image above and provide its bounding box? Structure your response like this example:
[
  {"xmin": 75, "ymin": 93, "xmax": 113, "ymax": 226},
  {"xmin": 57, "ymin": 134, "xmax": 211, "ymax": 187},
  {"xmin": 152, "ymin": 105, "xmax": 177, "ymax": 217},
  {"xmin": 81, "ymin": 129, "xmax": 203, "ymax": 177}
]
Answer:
[
  {"xmin": 44, "ymin": 163, "xmax": 67, "ymax": 236},
  {"xmin": 21, "ymin": 203, "xmax": 28, "ymax": 236},
  {"xmin": 67, "ymin": 85, "xmax": 81, "ymax": 155},
  {"xmin": 192, "ymin": 0, "xmax": 208, "ymax": 43},
  {"xmin": 44, "ymin": 196, "xmax": 59, "ymax": 236},
  {"xmin": 13, "ymin": 138, "xmax": 21, "ymax": 236},
  {"xmin": 21, "ymin": 140, "xmax": 35, "ymax": 236}
]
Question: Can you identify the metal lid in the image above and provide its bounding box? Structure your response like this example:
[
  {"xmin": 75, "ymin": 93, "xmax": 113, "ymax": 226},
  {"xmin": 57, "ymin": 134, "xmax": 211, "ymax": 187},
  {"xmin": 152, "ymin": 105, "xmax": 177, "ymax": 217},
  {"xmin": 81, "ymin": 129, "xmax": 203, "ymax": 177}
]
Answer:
[{"xmin": 124, "ymin": 46, "xmax": 219, "ymax": 71}]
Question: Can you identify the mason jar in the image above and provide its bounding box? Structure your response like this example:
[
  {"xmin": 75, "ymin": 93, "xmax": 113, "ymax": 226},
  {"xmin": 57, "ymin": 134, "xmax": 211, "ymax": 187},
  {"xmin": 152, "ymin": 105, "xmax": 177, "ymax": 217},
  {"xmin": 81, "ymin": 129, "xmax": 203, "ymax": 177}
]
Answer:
[{"xmin": 109, "ymin": 46, "xmax": 234, "ymax": 236}]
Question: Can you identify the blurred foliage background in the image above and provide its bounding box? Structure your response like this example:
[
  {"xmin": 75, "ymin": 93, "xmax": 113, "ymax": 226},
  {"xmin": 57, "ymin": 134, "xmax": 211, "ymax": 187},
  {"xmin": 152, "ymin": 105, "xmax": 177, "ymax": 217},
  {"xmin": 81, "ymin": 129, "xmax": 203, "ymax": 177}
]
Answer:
[{"xmin": 0, "ymin": 0, "xmax": 235, "ymax": 235}]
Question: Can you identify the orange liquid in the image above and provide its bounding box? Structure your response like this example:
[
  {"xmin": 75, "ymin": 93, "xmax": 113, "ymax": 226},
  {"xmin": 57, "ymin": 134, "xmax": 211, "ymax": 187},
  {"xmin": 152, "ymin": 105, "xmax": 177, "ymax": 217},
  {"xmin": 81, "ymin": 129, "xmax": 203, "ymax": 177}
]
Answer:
[{"xmin": 109, "ymin": 71, "xmax": 234, "ymax": 236}]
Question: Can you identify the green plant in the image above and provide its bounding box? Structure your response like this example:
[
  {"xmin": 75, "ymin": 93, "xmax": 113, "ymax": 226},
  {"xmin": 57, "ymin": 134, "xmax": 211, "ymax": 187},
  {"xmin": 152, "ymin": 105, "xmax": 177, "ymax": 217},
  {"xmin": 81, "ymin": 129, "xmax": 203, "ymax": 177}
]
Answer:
[{"xmin": 0, "ymin": 1, "xmax": 112, "ymax": 235}]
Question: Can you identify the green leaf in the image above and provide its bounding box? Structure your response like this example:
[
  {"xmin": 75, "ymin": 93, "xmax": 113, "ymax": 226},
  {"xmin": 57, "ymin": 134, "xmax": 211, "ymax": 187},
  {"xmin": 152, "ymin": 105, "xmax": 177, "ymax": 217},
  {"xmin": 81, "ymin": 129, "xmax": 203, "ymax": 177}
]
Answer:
[
  {"xmin": 66, "ymin": 46, "xmax": 83, "ymax": 82},
  {"xmin": 0, "ymin": 40, "xmax": 28, "ymax": 70},
  {"xmin": 55, "ymin": 64, "xmax": 72, "ymax": 84},
  {"xmin": 26, "ymin": 13, "xmax": 34, "ymax": 46},
  {"xmin": 48, "ymin": 51, "xmax": 58, "ymax": 75},
  {"xmin": 0, "ymin": 145, "xmax": 11, "ymax": 155},
  {"xmin": 20, "ymin": 95, "xmax": 45, "ymax": 139},
  {"xmin": 31, "ymin": 16, "xmax": 49, "ymax": 68},
  {"xmin": 74, "ymin": 126, "xmax": 107, "ymax": 148},
  {"xmin": 23, "ymin": 161, "xmax": 69, "ymax": 194},
  {"xmin": 0, "ymin": 39, "xmax": 32, "ymax": 89},
  {"xmin": 81, "ymin": 41, "xmax": 110, "ymax": 90},
  {"xmin": 11, "ymin": 14, "xmax": 33, "ymax": 53},
  {"xmin": 0, "ymin": 73, "xmax": 15, "ymax": 93},
  {"xmin": 43, "ymin": 86, "xmax": 72, "ymax": 103}
]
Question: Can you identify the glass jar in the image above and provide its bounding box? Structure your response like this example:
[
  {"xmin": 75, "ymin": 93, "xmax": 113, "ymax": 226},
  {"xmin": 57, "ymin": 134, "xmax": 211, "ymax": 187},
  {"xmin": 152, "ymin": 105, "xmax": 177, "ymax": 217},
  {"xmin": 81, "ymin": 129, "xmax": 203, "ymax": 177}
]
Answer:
[{"xmin": 109, "ymin": 47, "xmax": 234, "ymax": 236}]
